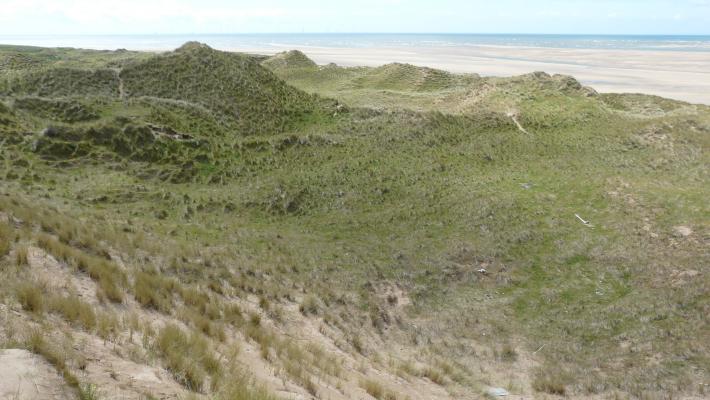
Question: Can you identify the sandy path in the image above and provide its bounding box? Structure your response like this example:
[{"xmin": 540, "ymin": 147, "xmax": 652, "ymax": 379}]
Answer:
[{"xmin": 240, "ymin": 45, "xmax": 710, "ymax": 105}]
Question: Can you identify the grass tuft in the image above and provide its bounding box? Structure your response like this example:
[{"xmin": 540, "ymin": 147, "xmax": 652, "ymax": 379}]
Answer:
[
  {"xmin": 24, "ymin": 329, "xmax": 80, "ymax": 388},
  {"xmin": 532, "ymin": 369, "xmax": 567, "ymax": 395},
  {"xmin": 299, "ymin": 295, "xmax": 320, "ymax": 316},
  {"xmin": 48, "ymin": 294, "xmax": 97, "ymax": 330},
  {"xmin": 156, "ymin": 324, "xmax": 221, "ymax": 392},
  {"xmin": 0, "ymin": 221, "xmax": 13, "ymax": 257},
  {"xmin": 15, "ymin": 245, "xmax": 29, "ymax": 266},
  {"xmin": 133, "ymin": 270, "xmax": 175, "ymax": 312},
  {"xmin": 16, "ymin": 282, "xmax": 44, "ymax": 313}
]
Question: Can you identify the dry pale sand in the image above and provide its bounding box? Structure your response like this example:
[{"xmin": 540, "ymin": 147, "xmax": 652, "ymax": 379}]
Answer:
[
  {"xmin": 0, "ymin": 349, "xmax": 74, "ymax": 400},
  {"xmin": 241, "ymin": 45, "xmax": 710, "ymax": 105}
]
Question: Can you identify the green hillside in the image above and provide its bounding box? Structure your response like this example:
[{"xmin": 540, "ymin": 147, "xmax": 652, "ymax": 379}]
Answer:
[
  {"xmin": 0, "ymin": 44, "xmax": 708, "ymax": 400},
  {"xmin": 120, "ymin": 43, "xmax": 332, "ymax": 135}
]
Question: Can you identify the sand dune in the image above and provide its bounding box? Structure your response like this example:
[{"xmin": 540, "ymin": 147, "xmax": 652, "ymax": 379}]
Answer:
[{"xmin": 241, "ymin": 44, "xmax": 710, "ymax": 104}]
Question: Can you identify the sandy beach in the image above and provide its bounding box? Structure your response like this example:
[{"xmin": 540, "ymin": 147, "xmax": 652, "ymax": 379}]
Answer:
[{"xmin": 243, "ymin": 45, "xmax": 710, "ymax": 104}]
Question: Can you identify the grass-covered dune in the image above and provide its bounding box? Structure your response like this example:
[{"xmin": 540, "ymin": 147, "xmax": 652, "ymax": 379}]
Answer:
[{"xmin": 0, "ymin": 43, "xmax": 708, "ymax": 400}]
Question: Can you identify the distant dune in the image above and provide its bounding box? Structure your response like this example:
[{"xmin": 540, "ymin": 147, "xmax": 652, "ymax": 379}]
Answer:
[{"xmin": 239, "ymin": 44, "xmax": 710, "ymax": 105}]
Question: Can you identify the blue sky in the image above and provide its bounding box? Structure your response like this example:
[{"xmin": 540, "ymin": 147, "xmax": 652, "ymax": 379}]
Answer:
[{"xmin": 0, "ymin": 0, "xmax": 709, "ymax": 35}]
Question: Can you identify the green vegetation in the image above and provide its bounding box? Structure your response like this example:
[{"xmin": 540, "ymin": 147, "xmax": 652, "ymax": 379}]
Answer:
[
  {"xmin": 0, "ymin": 43, "xmax": 708, "ymax": 399},
  {"xmin": 156, "ymin": 324, "xmax": 221, "ymax": 392}
]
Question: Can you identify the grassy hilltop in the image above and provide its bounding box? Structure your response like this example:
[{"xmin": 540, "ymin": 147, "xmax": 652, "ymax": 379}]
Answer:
[{"xmin": 0, "ymin": 43, "xmax": 708, "ymax": 400}]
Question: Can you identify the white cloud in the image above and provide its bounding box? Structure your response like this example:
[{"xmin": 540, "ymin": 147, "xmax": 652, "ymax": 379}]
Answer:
[
  {"xmin": 0, "ymin": 0, "xmax": 287, "ymax": 25},
  {"xmin": 0, "ymin": 0, "xmax": 708, "ymax": 35}
]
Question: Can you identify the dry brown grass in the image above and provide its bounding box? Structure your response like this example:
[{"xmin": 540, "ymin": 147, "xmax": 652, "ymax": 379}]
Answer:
[
  {"xmin": 396, "ymin": 359, "xmax": 419, "ymax": 379},
  {"xmin": 360, "ymin": 379, "xmax": 385, "ymax": 399},
  {"xmin": 500, "ymin": 343, "xmax": 518, "ymax": 362},
  {"xmin": 422, "ymin": 367, "xmax": 445, "ymax": 386},
  {"xmin": 218, "ymin": 374, "xmax": 280, "ymax": 400},
  {"xmin": 180, "ymin": 286, "xmax": 209, "ymax": 311},
  {"xmin": 16, "ymin": 282, "xmax": 44, "ymax": 313},
  {"xmin": 299, "ymin": 294, "xmax": 320, "ymax": 316},
  {"xmin": 179, "ymin": 306, "xmax": 226, "ymax": 341},
  {"xmin": 0, "ymin": 220, "xmax": 14, "ymax": 257},
  {"xmin": 96, "ymin": 311, "xmax": 120, "ymax": 341},
  {"xmin": 156, "ymin": 324, "xmax": 221, "ymax": 392},
  {"xmin": 532, "ymin": 369, "xmax": 567, "ymax": 396},
  {"xmin": 134, "ymin": 270, "xmax": 175, "ymax": 312},
  {"xmin": 15, "ymin": 245, "xmax": 29, "ymax": 266},
  {"xmin": 36, "ymin": 233, "xmax": 126, "ymax": 303},
  {"xmin": 24, "ymin": 328, "xmax": 80, "ymax": 388},
  {"xmin": 360, "ymin": 379, "xmax": 399, "ymax": 400},
  {"xmin": 48, "ymin": 293, "xmax": 97, "ymax": 330},
  {"xmin": 282, "ymin": 359, "xmax": 318, "ymax": 397}
]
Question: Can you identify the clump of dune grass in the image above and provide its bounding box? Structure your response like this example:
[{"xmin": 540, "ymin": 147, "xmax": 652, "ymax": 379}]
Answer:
[
  {"xmin": 96, "ymin": 311, "xmax": 120, "ymax": 341},
  {"xmin": 217, "ymin": 374, "xmax": 280, "ymax": 400},
  {"xmin": 500, "ymin": 343, "xmax": 518, "ymax": 362},
  {"xmin": 299, "ymin": 294, "xmax": 320, "ymax": 316},
  {"xmin": 24, "ymin": 328, "xmax": 80, "ymax": 388},
  {"xmin": 78, "ymin": 384, "xmax": 100, "ymax": 400},
  {"xmin": 179, "ymin": 306, "xmax": 226, "ymax": 341},
  {"xmin": 422, "ymin": 367, "xmax": 445, "ymax": 386},
  {"xmin": 156, "ymin": 324, "xmax": 221, "ymax": 392},
  {"xmin": 77, "ymin": 254, "xmax": 126, "ymax": 303},
  {"xmin": 15, "ymin": 245, "xmax": 29, "ymax": 266},
  {"xmin": 532, "ymin": 368, "xmax": 567, "ymax": 395},
  {"xmin": 48, "ymin": 293, "xmax": 96, "ymax": 330},
  {"xmin": 133, "ymin": 269, "xmax": 175, "ymax": 312},
  {"xmin": 244, "ymin": 320, "xmax": 274, "ymax": 361},
  {"xmin": 16, "ymin": 282, "xmax": 44, "ymax": 313},
  {"xmin": 180, "ymin": 286, "xmax": 209, "ymax": 311},
  {"xmin": 0, "ymin": 221, "xmax": 13, "ymax": 257},
  {"xmin": 360, "ymin": 379, "xmax": 399, "ymax": 400},
  {"xmin": 36, "ymin": 233, "xmax": 126, "ymax": 303},
  {"xmin": 282, "ymin": 359, "xmax": 318, "ymax": 397},
  {"xmin": 360, "ymin": 379, "xmax": 385, "ymax": 399}
]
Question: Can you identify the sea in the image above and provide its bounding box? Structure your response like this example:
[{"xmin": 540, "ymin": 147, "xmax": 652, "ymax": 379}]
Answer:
[{"xmin": 1, "ymin": 33, "xmax": 710, "ymax": 52}]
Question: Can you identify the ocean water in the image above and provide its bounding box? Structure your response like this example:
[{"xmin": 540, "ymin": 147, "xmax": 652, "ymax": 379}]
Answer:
[{"xmin": 1, "ymin": 33, "xmax": 710, "ymax": 52}]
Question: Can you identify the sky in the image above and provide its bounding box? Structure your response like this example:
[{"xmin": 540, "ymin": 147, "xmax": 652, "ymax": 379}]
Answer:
[{"xmin": 0, "ymin": 0, "xmax": 709, "ymax": 35}]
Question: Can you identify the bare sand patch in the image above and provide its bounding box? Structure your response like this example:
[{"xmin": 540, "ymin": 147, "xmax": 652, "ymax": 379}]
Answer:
[{"xmin": 0, "ymin": 349, "xmax": 74, "ymax": 400}]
